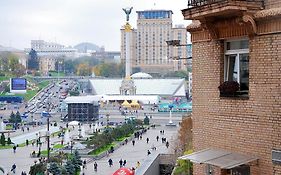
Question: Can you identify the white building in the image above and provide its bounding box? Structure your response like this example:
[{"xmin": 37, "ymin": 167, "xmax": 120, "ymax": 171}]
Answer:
[{"xmin": 25, "ymin": 40, "xmax": 77, "ymax": 57}]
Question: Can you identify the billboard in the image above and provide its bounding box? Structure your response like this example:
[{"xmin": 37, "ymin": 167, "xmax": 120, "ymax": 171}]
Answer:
[{"xmin": 10, "ymin": 78, "xmax": 27, "ymax": 94}]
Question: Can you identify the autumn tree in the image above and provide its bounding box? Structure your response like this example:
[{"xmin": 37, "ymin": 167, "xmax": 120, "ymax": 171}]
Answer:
[{"xmin": 76, "ymin": 63, "xmax": 91, "ymax": 76}]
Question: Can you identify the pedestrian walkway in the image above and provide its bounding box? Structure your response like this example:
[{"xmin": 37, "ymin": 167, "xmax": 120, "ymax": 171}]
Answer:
[
  {"xmin": 11, "ymin": 126, "xmax": 60, "ymax": 144},
  {"xmin": 81, "ymin": 125, "xmax": 178, "ymax": 175}
]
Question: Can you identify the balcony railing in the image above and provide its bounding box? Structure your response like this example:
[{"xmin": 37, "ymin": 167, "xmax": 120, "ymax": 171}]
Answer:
[{"xmin": 187, "ymin": 0, "xmax": 264, "ymax": 8}]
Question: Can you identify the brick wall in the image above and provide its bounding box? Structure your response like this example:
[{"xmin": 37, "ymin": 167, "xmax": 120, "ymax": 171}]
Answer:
[{"xmin": 191, "ymin": 33, "xmax": 281, "ymax": 174}]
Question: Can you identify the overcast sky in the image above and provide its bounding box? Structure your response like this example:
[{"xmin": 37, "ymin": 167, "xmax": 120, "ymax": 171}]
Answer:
[{"xmin": 0, "ymin": 0, "xmax": 191, "ymax": 51}]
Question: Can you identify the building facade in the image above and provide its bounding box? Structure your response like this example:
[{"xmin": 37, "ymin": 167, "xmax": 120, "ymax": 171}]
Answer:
[
  {"xmin": 25, "ymin": 40, "xmax": 77, "ymax": 57},
  {"xmin": 121, "ymin": 10, "xmax": 188, "ymax": 75},
  {"xmin": 181, "ymin": 0, "xmax": 281, "ymax": 174}
]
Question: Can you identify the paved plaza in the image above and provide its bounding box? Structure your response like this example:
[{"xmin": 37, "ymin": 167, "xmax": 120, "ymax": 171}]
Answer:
[{"xmin": 0, "ymin": 123, "xmax": 178, "ymax": 175}]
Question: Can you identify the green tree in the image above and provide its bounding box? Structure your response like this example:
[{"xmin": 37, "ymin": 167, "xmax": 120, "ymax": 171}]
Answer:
[
  {"xmin": 29, "ymin": 162, "xmax": 46, "ymax": 175},
  {"xmin": 0, "ymin": 133, "xmax": 5, "ymax": 146},
  {"xmin": 72, "ymin": 150, "xmax": 82, "ymax": 173},
  {"xmin": 15, "ymin": 111, "xmax": 22, "ymax": 123},
  {"xmin": 64, "ymin": 160, "xmax": 75, "ymax": 175},
  {"xmin": 48, "ymin": 162, "xmax": 62, "ymax": 175},
  {"xmin": 144, "ymin": 116, "xmax": 150, "ymax": 125},
  {"xmin": 9, "ymin": 111, "xmax": 16, "ymax": 123},
  {"xmin": 76, "ymin": 63, "xmax": 91, "ymax": 76},
  {"xmin": 8, "ymin": 53, "xmax": 19, "ymax": 71},
  {"xmin": 7, "ymin": 137, "xmax": 12, "ymax": 145},
  {"xmin": 28, "ymin": 49, "xmax": 39, "ymax": 70}
]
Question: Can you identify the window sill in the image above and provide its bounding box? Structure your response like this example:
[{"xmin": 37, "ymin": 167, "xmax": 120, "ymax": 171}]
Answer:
[{"xmin": 219, "ymin": 92, "xmax": 249, "ymax": 100}]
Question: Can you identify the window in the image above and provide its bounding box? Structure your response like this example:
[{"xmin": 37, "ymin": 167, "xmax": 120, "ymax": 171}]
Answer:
[{"xmin": 224, "ymin": 40, "xmax": 249, "ymax": 95}]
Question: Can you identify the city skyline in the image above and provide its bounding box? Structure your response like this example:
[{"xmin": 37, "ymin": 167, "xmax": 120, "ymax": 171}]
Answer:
[{"xmin": 0, "ymin": 0, "xmax": 191, "ymax": 51}]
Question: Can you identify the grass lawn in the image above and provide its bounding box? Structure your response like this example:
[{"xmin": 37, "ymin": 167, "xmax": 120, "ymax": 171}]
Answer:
[
  {"xmin": 0, "ymin": 142, "xmax": 26, "ymax": 149},
  {"xmin": 88, "ymin": 143, "xmax": 116, "ymax": 156},
  {"xmin": 0, "ymin": 80, "xmax": 50, "ymax": 101},
  {"xmin": 53, "ymin": 144, "xmax": 64, "ymax": 149},
  {"xmin": 116, "ymin": 135, "xmax": 131, "ymax": 142}
]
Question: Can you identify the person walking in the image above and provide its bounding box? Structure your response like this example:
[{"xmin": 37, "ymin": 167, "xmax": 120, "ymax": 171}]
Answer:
[
  {"xmin": 147, "ymin": 150, "xmax": 151, "ymax": 156},
  {"xmin": 136, "ymin": 161, "xmax": 140, "ymax": 169},
  {"xmin": 108, "ymin": 158, "xmax": 113, "ymax": 167},
  {"xmin": 93, "ymin": 162, "xmax": 98, "ymax": 172},
  {"xmin": 12, "ymin": 145, "xmax": 16, "ymax": 153},
  {"xmin": 119, "ymin": 159, "xmax": 123, "ymax": 168},
  {"xmin": 146, "ymin": 138, "xmax": 149, "ymax": 144},
  {"xmin": 83, "ymin": 159, "xmax": 87, "ymax": 169},
  {"xmin": 166, "ymin": 141, "xmax": 169, "ymax": 148},
  {"xmin": 123, "ymin": 159, "xmax": 127, "ymax": 167},
  {"xmin": 132, "ymin": 140, "xmax": 135, "ymax": 146},
  {"xmin": 156, "ymin": 136, "xmax": 159, "ymax": 142},
  {"xmin": 11, "ymin": 163, "xmax": 16, "ymax": 174}
]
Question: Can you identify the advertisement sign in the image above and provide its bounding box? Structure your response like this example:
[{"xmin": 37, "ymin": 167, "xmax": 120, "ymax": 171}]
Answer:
[{"xmin": 10, "ymin": 78, "xmax": 27, "ymax": 94}]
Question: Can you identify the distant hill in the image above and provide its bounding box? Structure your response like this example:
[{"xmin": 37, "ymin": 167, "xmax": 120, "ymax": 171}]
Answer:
[
  {"xmin": 74, "ymin": 42, "xmax": 100, "ymax": 53},
  {"xmin": 0, "ymin": 45, "xmax": 21, "ymax": 52}
]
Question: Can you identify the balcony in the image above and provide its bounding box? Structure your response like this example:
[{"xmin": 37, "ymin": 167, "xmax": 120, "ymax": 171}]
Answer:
[{"xmin": 182, "ymin": 0, "xmax": 264, "ymax": 20}]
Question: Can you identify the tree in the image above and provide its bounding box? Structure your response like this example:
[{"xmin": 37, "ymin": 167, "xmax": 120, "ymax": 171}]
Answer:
[
  {"xmin": 29, "ymin": 162, "xmax": 46, "ymax": 175},
  {"xmin": 15, "ymin": 111, "xmax": 22, "ymax": 124},
  {"xmin": 76, "ymin": 63, "xmax": 91, "ymax": 76},
  {"xmin": 48, "ymin": 162, "xmax": 61, "ymax": 175},
  {"xmin": 9, "ymin": 111, "xmax": 21, "ymax": 124},
  {"xmin": 64, "ymin": 160, "xmax": 75, "ymax": 175},
  {"xmin": 72, "ymin": 150, "xmax": 82, "ymax": 173},
  {"xmin": 7, "ymin": 137, "xmax": 12, "ymax": 145},
  {"xmin": 28, "ymin": 49, "xmax": 39, "ymax": 70},
  {"xmin": 7, "ymin": 53, "xmax": 19, "ymax": 71},
  {"xmin": 0, "ymin": 133, "xmax": 5, "ymax": 146},
  {"xmin": 143, "ymin": 116, "xmax": 150, "ymax": 125}
]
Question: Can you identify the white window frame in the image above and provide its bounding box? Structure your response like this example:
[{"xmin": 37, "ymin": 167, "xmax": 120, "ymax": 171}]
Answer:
[{"xmin": 224, "ymin": 40, "xmax": 249, "ymax": 84}]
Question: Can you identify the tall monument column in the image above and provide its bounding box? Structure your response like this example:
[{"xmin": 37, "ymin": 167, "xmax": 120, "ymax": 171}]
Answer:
[
  {"xmin": 123, "ymin": 7, "xmax": 133, "ymax": 79},
  {"xmin": 120, "ymin": 7, "xmax": 136, "ymax": 95}
]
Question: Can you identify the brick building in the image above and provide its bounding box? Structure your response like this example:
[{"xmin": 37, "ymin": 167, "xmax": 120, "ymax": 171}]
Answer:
[{"xmin": 180, "ymin": 0, "xmax": 281, "ymax": 174}]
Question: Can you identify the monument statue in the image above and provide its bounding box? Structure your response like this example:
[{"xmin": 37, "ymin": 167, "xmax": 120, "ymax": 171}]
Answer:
[{"xmin": 123, "ymin": 7, "xmax": 133, "ymax": 22}]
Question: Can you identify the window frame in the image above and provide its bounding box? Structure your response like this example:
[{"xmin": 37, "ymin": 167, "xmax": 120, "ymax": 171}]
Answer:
[{"xmin": 222, "ymin": 39, "xmax": 249, "ymax": 98}]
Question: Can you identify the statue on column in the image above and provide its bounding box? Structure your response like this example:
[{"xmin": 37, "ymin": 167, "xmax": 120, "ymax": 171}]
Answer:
[{"xmin": 123, "ymin": 7, "xmax": 133, "ymax": 22}]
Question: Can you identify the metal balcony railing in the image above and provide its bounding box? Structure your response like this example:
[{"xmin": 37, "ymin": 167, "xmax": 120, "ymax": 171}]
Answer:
[{"xmin": 187, "ymin": 0, "xmax": 264, "ymax": 8}]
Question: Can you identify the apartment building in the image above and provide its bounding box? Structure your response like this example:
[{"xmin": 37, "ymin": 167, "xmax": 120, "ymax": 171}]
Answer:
[{"xmin": 180, "ymin": 0, "xmax": 281, "ymax": 174}]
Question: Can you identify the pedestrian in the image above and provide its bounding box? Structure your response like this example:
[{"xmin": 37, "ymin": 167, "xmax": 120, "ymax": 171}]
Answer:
[
  {"xmin": 27, "ymin": 127, "xmax": 29, "ymax": 132},
  {"xmin": 156, "ymin": 136, "xmax": 159, "ymax": 142},
  {"xmin": 146, "ymin": 138, "xmax": 149, "ymax": 144},
  {"xmin": 119, "ymin": 159, "xmax": 123, "ymax": 168},
  {"xmin": 132, "ymin": 140, "xmax": 135, "ymax": 146},
  {"xmin": 13, "ymin": 145, "xmax": 16, "ymax": 153},
  {"xmin": 11, "ymin": 163, "xmax": 16, "ymax": 174},
  {"xmin": 123, "ymin": 159, "xmax": 127, "ymax": 167},
  {"xmin": 136, "ymin": 161, "xmax": 140, "ymax": 168},
  {"xmin": 94, "ymin": 162, "xmax": 98, "ymax": 171},
  {"xmin": 108, "ymin": 158, "xmax": 113, "ymax": 167},
  {"xmin": 162, "ymin": 130, "xmax": 165, "ymax": 134},
  {"xmin": 32, "ymin": 140, "xmax": 35, "ymax": 146},
  {"xmin": 166, "ymin": 141, "xmax": 169, "ymax": 148},
  {"xmin": 147, "ymin": 150, "xmax": 151, "ymax": 156},
  {"xmin": 125, "ymin": 138, "xmax": 128, "ymax": 144},
  {"xmin": 26, "ymin": 139, "xmax": 29, "ymax": 146},
  {"xmin": 83, "ymin": 160, "xmax": 87, "ymax": 169}
]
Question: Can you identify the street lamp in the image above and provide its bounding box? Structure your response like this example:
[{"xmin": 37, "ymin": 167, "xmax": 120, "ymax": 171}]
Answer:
[{"xmin": 166, "ymin": 104, "xmax": 176, "ymax": 126}]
